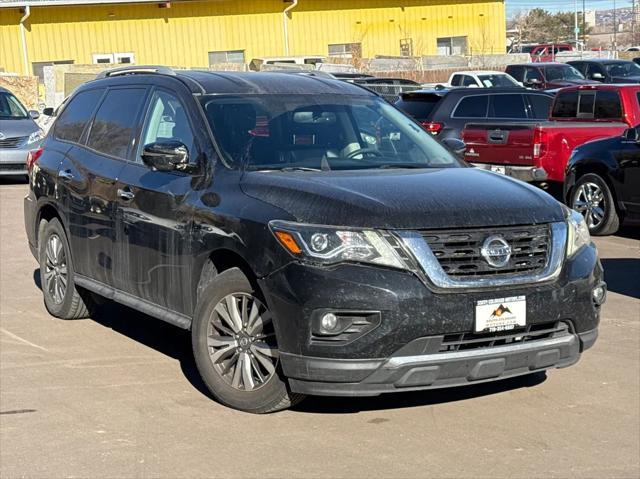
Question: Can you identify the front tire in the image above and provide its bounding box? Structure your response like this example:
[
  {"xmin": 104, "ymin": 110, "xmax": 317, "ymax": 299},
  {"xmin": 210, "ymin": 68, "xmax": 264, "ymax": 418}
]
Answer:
[
  {"xmin": 39, "ymin": 218, "xmax": 94, "ymax": 319},
  {"xmin": 191, "ymin": 267, "xmax": 305, "ymax": 413},
  {"xmin": 570, "ymin": 173, "xmax": 620, "ymax": 236}
]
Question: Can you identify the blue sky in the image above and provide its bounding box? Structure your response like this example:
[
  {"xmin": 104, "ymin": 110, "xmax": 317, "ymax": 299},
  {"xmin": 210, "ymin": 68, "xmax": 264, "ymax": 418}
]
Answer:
[{"xmin": 506, "ymin": 0, "xmax": 634, "ymax": 18}]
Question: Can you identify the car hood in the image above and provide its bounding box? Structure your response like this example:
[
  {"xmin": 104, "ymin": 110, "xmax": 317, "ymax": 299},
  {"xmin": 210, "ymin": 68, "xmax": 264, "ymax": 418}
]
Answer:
[
  {"xmin": 548, "ymin": 79, "xmax": 598, "ymax": 87},
  {"xmin": 611, "ymin": 75, "xmax": 640, "ymax": 83},
  {"xmin": 0, "ymin": 118, "xmax": 39, "ymax": 138},
  {"xmin": 240, "ymin": 167, "xmax": 565, "ymax": 229}
]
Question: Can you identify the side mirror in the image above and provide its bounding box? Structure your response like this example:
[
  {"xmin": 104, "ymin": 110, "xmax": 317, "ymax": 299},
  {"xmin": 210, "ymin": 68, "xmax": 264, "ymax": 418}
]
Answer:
[
  {"xmin": 440, "ymin": 137, "xmax": 466, "ymax": 158},
  {"xmin": 141, "ymin": 141, "xmax": 194, "ymax": 173},
  {"xmin": 591, "ymin": 72, "xmax": 605, "ymax": 80},
  {"xmin": 28, "ymin": 110, "xmax": 40, "ymax": 120},
  {"xmin": 42, "ymin": 107, "xmax": 55, "ymax": 117},
  {"xmin": 623, "ymin": 127, "xmax": 640, "ymax": 141}
]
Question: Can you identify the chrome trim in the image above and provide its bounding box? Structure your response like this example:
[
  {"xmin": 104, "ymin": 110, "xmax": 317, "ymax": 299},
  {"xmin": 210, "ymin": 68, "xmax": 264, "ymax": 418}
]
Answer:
[
  {"xmin": 396, "ymin": 222, "xmax": 567, "ymax": 289},
  {"xmin": 386, "ymin": 333, "xmax": 576, "ymax": 367}
]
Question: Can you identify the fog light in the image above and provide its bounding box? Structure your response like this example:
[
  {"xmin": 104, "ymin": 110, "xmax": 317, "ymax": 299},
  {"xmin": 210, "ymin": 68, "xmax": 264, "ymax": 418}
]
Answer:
[
  {"xmin": 321, "ymin": 313, "xmax": 338, "ymax": 332},
  {"xmin": 592, "ymin": 284, "xmax": 607, "ymax": 306}
]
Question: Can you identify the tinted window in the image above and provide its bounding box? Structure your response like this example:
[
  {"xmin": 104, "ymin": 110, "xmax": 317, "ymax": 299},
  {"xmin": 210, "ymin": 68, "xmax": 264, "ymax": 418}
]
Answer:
[
  {"xmin": 453, "ymin": 95, "xmax": 488, "ymax": 118},
  {"xmin": 139, "ymin": 90, "xmax": 195, "ymax": 162},
  {"xmin": 54, "ymin": 89, "xmax": 104, "ymax": 143},
  {"xmin": 524, "ymin": 67, "xmax": 544, "ymax": 82},
  {"xmin": 489, "ymin": 94, "xmax": 527, "ymax": 119},
  {"xmin": 552, "ymin": 91, "xmax": 579, "ymax": 118},
  {"xmin": 395, "ymin": 96, "xmax": 442, "ymax": 121},
  {"xmin": 450, "ymin": 75, "xmax": 462, "ymax": 87},
  {"xmin": 87, "ymin": 88, "xmax": 147, "ymax": 159},
  {"xmin": 462, "ymin": 76, "xmax": 477, "ymax": 87},
  {"xmin": 506, "ymin": 66, "xmax": 524, "ymax": 82},
  {"xmin": 578, "ymin": 93, "xmax": 595, "ymax": 116},
  {"xmin": 595, "ymin": 90, "xmax": 622, "ymax": 118},
  {"xmin": 528, "ymin": 94, "xmax": 552, "ymax": 119}
]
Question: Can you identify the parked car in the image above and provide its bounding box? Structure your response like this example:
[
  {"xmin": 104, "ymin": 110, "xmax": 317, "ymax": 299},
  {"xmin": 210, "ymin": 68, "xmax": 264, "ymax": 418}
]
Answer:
[
  {"xmin": 346, "ymin": 76, "xmax": 422, "ymax": 102},
  {"xmin": 508, "ymin": 43, "xmax": 573, "ymax": 62},
  {"xmin": 395, "ymin": 87, "xmax": 553, "ymax": 139},
  {"xmin": 568, "ymin": 59, "xmax": 640, "ymax": 84},
  {"xmin": 24, "ymin": 66, "xmax": 604, "ymax": 413},
  {"xmin": 505, "ymin": 63, "xmax": 596, "ymax": 90},
  {"xmin": 249, "ymin": 56, "xmax": 325, "ymax": 71},
  {"xmin": 463, "ymin": 84, "xmax": 640, "ymax": 185},
  {"xmin": 0, "ymin": 86, "xmax": 44, "ymax": 176},
  {"xmin": 448, "ymin": 71, "xmax": 521, "ymax": 88},
  {"xmin": 564, "ymin": 126, "xmax": 640, "ymax": 235}
]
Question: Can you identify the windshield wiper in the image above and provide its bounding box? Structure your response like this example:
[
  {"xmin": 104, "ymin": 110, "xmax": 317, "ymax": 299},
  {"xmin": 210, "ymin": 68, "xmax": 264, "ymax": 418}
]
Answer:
[{"xmin": 261, "ymin": 166, "xmax": 323, "ymax": 172}]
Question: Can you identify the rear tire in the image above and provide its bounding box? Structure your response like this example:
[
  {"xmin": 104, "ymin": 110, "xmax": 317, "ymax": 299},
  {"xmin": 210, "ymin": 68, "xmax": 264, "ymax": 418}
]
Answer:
[
  {"xmin": 38, "ymin": 218, "xmax": 94, "ymax": 319},
  {"xmin": 570, "ymin": 173, "xmax": 620, "ymax": 236},
  {"xmin": 191, "ymin": 267, "xmax": 305, "ymax": 413}
]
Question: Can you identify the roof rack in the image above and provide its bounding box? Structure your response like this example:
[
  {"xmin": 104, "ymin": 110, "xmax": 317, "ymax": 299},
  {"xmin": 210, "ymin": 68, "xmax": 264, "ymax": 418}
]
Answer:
[{"xmin": 96, "ymin": 65, "xmax": 176, "ymax": 79}]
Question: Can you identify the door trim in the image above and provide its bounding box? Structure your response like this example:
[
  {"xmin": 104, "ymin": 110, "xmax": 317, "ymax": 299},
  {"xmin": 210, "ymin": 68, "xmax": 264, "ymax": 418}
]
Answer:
[{"xmin": 74, "ymin": 274, "xmax": 192, "ymax": 329}]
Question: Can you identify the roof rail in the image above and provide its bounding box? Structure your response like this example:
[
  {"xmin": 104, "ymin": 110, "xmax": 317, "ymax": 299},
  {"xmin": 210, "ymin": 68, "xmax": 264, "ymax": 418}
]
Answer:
[{"xmin": 96, "ymin": 65, "xmax": 176, "ymax": 79}]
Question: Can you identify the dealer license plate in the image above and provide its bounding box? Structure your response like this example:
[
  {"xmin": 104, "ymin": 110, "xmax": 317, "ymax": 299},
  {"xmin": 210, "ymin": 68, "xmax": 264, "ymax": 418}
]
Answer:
[
  {"xmin": 490, "ymin": 165, "xmax": 506, "ymax": 175},
  {"xmin": 475, "ymin": 296, "xmax": 526, "ymax": 333}
]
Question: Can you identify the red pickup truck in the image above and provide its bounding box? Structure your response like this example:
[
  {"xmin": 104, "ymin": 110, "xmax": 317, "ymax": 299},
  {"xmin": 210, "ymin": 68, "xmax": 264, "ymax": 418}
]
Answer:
[{"xmin": 462, "ymin": 84, "xmax": 640, "ymax": 185}]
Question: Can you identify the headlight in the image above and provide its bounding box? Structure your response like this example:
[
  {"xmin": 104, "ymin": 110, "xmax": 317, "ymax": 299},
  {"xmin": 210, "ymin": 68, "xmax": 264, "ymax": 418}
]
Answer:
[
  {"xmin": 26, "ymin": 129, "xmax": 44, "ymax": 145},
  {"xmin": 269, "ymin": 220, "xmax": 406, "ymax": 269},
  {"xmin": 566, "ymin": 207, "xmax": 591, "ymax": 258}
]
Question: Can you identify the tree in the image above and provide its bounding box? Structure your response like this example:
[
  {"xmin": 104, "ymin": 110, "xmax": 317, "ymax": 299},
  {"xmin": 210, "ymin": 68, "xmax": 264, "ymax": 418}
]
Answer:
[{"xmin": 512, "ymin": 8, "xmax": 593, "ymax": 45}]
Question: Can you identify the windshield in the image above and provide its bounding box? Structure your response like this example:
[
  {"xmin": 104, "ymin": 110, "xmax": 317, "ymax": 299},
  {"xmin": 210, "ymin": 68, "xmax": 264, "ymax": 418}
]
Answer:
[
  {"xmin": 604, "ymin": 62, "xmax": 640, "ymax": 77},
  {"xmin": 477, "ymin": 74, "xmax": 520, "ymax": 87},
  {"xmin": 200, "ymin": 94, "xmax": 459, "ymax": 171},
  {"xmin": 0, "ymin": 92, "xmax": 29, "ymax": 119},
  {"xmin": 545, "ymin": 65, "xmax": 584, "ymax": 81}
]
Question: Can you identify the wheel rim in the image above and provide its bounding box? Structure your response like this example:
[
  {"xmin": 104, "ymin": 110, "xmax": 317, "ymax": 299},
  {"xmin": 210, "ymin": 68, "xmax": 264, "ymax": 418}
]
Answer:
[
  {"xmin": 573, "ymin": 182, "xmax": 606, "ymax": 229},
  {"xmin": 207, "ymin": 293, "xmax": 278, "ymax": 392},
  {"xmin": 44, "ymin": 233, "xmax": 68, "ymax": 305}
]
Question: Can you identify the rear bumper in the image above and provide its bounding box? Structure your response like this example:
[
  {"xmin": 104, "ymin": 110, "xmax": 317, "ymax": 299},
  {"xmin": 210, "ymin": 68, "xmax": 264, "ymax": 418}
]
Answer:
[
  {"xmin": 471, "ymin": 163, "xmax": 548, "ymax": 182},
  {"xmin": 284, "ymin": 328, "xmax": 597, "ymax": 397},
  {"xmin": 0, "ymin": 146, "xmax": 32, "ymax": 175}
]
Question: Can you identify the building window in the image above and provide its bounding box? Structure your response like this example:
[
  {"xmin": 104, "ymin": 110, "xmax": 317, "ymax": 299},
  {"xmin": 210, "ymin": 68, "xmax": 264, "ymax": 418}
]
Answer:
[
  {"xmin": 436, "ymin": 36, "xmax": 467, "ymax": 56},
  {"xmin": 400, "ymin": 38, "xmax": 413, "ymax": 57},
  {"xmin": 208, "ymin": 50, "xmax": 245, "ymax": 65},
  {"xmin": 92, "ymin": 52, "xmax": 135, "ymax": 64},
  {"xmin": 32, "ymin": 60, "xmax": 74, "ymax": 82},
  {"xmin": 328, "ymin": 43, "xmax": 362, "ymax": 58}
]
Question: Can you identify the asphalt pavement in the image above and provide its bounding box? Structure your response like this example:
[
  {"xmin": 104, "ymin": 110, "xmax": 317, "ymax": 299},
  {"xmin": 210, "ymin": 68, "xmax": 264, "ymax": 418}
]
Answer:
[{"xmin": 1, "ymin": 179, "xmax": 638, "ymax": 479}]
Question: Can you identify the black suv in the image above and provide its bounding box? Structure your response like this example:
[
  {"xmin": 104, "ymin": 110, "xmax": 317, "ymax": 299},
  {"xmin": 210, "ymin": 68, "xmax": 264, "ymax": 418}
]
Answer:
[
  {"xmin": 25, "ymin": 66, "xmax": 604, "ymax": 413},
  {"xmin": 395, "ymin": 87, "xmax": 553, "ymax": 140}
]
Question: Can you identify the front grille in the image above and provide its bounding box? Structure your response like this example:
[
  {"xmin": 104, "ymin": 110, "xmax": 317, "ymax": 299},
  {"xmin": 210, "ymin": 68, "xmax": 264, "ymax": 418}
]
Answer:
[
  {"xmin": 438, "ymin": 321, "xmax": 568, "ymax": 353},
  {"xmin": 0, "ymin": 136, "xmax": 27, "ymax": 149},
  {"xmin": 421, "ymin": 224, "xmax": 550, "ymax": 277}
]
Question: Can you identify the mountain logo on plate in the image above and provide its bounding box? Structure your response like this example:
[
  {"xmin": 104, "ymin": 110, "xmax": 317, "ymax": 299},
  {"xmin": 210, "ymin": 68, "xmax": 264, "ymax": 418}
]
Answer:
[
  {"xmin": 481, "ymin": 235, "xmax": 511, "ymax": 268},
  {"xmin": 490, "ymin": 304, "xmax": 512, "ymax": 318}
]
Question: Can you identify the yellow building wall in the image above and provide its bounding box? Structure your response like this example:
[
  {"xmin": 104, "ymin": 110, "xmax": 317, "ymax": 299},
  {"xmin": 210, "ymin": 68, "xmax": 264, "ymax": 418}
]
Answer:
[{"xmin": 0, "ymin": 0, "xmax": 505, "ymax": 75}]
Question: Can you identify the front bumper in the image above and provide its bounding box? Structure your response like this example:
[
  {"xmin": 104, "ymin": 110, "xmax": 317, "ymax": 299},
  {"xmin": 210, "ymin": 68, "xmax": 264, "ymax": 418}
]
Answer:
[
  {"xmin": 259, "ymin": 243, "xmax": 603, "ymax": 396},
  {"xmin": 471, "ymin": 163, "xmax": 548, "ymax": 182},
  {"xmin": 284, "ymin": 327, "xmax": 597, "ymax": 396},
  {"xmin": 0, "ymin": 146, "xmax": 32, "ymax": 175}
]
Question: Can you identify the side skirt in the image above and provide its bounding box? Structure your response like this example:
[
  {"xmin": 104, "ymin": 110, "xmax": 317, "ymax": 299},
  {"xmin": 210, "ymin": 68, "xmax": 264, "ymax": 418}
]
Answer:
[{"xmin": 74, "ymin": 274, "xmax": 192, "ymax": 330}]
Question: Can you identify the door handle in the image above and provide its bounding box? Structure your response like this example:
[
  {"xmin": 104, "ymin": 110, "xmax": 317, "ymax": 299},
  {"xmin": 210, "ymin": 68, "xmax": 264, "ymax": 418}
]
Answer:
[
  {"xmin": 58, "ymin": 169, "xmax": 74, "ymax": 181},
  {"xmin": 117, "ymin": 188, "xmax": 135, "ymax": 201}
]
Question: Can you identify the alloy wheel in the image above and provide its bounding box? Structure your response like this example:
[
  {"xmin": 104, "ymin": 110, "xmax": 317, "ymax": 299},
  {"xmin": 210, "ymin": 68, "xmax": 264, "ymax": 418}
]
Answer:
[
  {"xmin": 207, "ymin": 293, "xmax": 278, "ymax": 391},
  {"xmin": 44, "ymin": 233, "xmax": 68, "ymax": 305},
  {"xmin": 573, "ymin": 182, "xmax": 605, "ymax": 229}
]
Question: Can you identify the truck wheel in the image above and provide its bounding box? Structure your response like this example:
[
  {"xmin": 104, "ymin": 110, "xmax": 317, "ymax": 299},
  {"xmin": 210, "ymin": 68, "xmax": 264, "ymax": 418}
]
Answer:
[
  {"xmin": 570, "ymin": 173, "xmax": 620, "ymax": 236},
  {"xmin": 39, "ymin": 218, "xmax": 94, "ymax": 319},
  {"xmin": 191, "ymin": 267, "xmax": 305, "ymax": 413}
]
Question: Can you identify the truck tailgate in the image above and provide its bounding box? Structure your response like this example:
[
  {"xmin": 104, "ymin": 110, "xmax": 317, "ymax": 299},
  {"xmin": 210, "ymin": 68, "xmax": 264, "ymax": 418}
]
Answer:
[{"xmin": 463, "ymin": 123, "xmax": 537, "ymax": 166}]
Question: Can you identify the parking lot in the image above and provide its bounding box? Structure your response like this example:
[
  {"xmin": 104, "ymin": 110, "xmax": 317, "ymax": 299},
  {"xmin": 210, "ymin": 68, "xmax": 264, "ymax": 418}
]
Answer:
[{"xmin": 0, "ymin": 178, "xmax": 638, "ymax": 478}]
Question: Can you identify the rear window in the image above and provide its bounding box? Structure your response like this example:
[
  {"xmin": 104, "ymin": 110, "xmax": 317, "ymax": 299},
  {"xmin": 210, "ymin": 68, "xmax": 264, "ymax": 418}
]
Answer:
[
  {"xmin": 489, "ymin": 94, "xmax": 527, "ymax": 119},
  {"xmin": 86, "ymin": 88, "xmax": 147, "ymax": 159},
  {"xmin": 54, "ymin": 89, "xmax": 104, "ymax": 143},
  {"xmin": 395, "ymin": 96, "xmax": 442, "ymax": 121},
  {"xmin": 453, "ymin": 95, "xmax": 488, "ymax": 118},
  {"xmin": 552, "ymin": 91, "xmax": 579, "ymax": 118},
  {"xmin": 552, "ymin": 90, "xmax": 622, "ymax": 119},
  {"xmin": 528, "ymin": 94, "xmax": 552, "ymax": 119}
]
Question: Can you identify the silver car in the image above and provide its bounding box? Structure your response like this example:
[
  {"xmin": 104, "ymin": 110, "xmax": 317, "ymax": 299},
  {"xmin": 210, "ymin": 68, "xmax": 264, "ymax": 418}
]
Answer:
[{"xmin": 0, "ymin": 87, "xmax": 44, "ymax": 176}]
